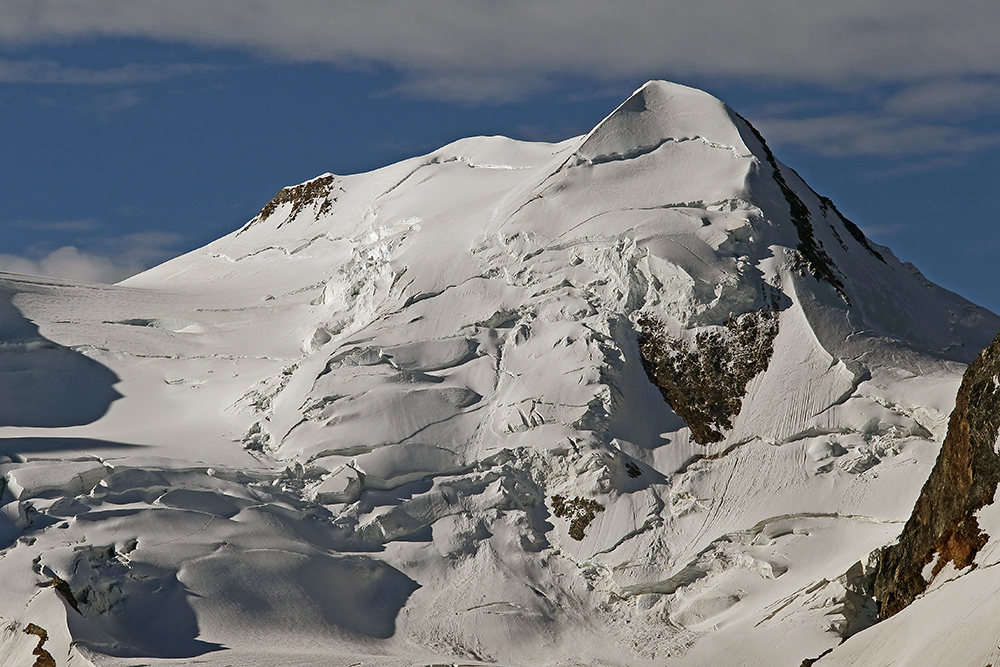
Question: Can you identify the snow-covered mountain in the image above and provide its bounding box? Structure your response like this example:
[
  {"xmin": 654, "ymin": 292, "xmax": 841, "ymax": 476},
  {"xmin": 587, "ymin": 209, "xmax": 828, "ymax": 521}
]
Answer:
[{"xmin": 1, "ymin": 81, "xmax": 998, "ymax": 666}]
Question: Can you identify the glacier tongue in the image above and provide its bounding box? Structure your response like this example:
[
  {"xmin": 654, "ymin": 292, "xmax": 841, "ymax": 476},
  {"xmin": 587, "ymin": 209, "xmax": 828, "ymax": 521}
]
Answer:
[{"xmin": 0, "ymin": 80, "xmax": 998, "ymax": 666}]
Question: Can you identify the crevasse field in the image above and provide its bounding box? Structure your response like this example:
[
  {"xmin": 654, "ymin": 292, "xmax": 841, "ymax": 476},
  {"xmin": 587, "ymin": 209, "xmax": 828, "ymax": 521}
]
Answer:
[{"xmin": 2, "ymin": 81, "xmax": 998, "ymax": 666}]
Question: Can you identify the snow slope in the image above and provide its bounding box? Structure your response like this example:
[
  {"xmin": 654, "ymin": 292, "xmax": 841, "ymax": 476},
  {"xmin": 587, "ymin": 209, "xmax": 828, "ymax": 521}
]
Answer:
[
  {"xmin": 822, "ymin": 328, "xmax": 1000, "ymax": 667},
  {"xmin": 0, "ymin": 81, "xmax": 997, "ymax": 666}
]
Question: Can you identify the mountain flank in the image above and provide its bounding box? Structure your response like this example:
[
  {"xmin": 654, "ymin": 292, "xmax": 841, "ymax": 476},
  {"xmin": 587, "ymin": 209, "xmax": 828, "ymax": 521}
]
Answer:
[{"xmin": 875, "ymin": 331, "xmax": 1000, "ymax": 618}]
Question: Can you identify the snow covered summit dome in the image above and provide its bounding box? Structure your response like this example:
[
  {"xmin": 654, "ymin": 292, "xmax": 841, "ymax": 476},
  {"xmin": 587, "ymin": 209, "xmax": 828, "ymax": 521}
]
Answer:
[{"xmin": 576, "ymin": 80, "xmax": 753, "ymax": 165}]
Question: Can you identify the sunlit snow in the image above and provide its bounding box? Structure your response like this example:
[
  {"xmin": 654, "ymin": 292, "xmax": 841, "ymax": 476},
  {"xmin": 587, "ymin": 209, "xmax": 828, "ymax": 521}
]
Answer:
[{"xmin": 1, "ymin": 81, "xmax": 997, "ymax": 667}]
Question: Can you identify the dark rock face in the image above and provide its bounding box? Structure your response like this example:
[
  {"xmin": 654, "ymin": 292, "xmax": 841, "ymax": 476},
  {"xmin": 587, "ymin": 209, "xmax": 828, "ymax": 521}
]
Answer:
[
  {"xmin": 874, "ymin": 332, "xmax": 1000, "ymax": 619},
  {"xmin": 239, "ymin": 174, "xmax": 339, "ymax": 234},
  {"xmin": 736, "ymin": 116, "xmax": 848, "ymax": 302},
  {"xmin": 23, "ymin": 623, "xmax": 56, "ymax": 667},
  {"xmin": 817, "ymin": 195, "xmax": 885, "ymax": 264},
  {"xmin": 638, "ymin": 308, "xmax": 779, "ymax": 445},
  {"xmin": 551, "ymin": 495, "xmax": 604, "ymax": 541}
]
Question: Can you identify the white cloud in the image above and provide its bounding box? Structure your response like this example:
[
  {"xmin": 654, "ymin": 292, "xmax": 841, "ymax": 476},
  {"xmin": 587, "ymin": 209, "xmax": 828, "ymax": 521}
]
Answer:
[
  {"xmin": 0, "ymin": 246, "xmax": 138, "ymax": 283},
  {"xmin": 886, "ymin": 80, "xmax": 1000, "ymax": 118},
  {"xmin": 2, "ymin": 1, "xmax": 997, "ymax": 162},
  {"xmin": 92, "ymin": 88, "xmax": 141, "ymax": 115},
  {"xmin": 0, "ymin": 58, "xmax": 219, "ymax": 85},
  {"xmin": 0, "ymin": 231, "xmax": 184, "ymax": 284},
  {"xmin": 2, "ymin": 1, "xmax": 999, "ymax": 101}
]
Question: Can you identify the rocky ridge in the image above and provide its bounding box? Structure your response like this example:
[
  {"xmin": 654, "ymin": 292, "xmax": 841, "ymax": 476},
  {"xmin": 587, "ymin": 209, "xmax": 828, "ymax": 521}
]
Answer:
[{"xmin": 874, "ymin": 331, "xmax": 1000, "ymax": 618}]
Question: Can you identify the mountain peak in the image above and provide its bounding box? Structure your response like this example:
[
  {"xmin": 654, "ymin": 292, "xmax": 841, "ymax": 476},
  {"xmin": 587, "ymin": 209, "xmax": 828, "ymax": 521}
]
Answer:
[
  {"xmin": 7, "ymin": 80, "xmax": 1000, "ymax": 667},
  {"xmin": 576, "ymin": 80, "xmax": 753, "ymax": 164}
]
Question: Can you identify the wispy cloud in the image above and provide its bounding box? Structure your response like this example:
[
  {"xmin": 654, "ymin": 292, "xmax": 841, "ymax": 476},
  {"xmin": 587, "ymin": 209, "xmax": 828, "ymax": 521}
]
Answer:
[
  {"xmin": 2, "ymin": 2, "xmax": 998, "ymax": 167},
  {"xmin": 0, "ymin": 58, "xmax": 219, "ymax": 85},
  {"xmin": 748, "ymin": 74, "xmax": 1000, "ymax": 160},
  {"xmin": 0, "ymin": 246, "xmax": 131, "ymax": 283},
  {"xmin": 92, "ymin": 88, "xmax": 142, "ymax": 116},
  {"xmin": 0, "ymin": 231, "xmax": 184, "ymax": 284},
  {"xmin": 886, "ymin": 80, "xmax": 1000, "ymax": 118},
  {"xmin": 755, "ymin": 114, "xmax": 1000, "ymax": 158}
]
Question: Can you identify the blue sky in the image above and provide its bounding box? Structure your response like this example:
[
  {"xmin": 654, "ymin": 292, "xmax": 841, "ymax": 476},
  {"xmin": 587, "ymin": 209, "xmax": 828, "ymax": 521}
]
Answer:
[{"xmin": 2, "ymin": 2, "xmax": 999, "ymax": 312}]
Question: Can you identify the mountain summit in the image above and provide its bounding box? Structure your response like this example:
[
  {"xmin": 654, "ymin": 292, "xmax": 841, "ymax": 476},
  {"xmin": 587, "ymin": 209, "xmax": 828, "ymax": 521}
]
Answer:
[
  {"xmin": 0, "ymin": 81, "xmax": 997, "ymax": 666},
  {"xmin": 576, "ymin": 81, "xmax": 752, "ymax": 164}
]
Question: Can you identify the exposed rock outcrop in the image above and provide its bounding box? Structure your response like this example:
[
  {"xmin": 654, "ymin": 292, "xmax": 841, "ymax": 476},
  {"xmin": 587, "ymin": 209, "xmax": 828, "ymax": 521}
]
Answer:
[
  {"xmin": 23, "ymin": 624, "xmax": 55, "ymax": 667},
  {"xmin": 239, "ymin": 173, "xmax": 339, "ymax": 233},
  {"xmin": 637, "ymin": 308, "xmax": 779, "ymax": 445},
  {"xmin": 737, "ymin": 116, "xmax": 849, "ymax": 301},
  {"xmin": 874, "ymin": 331, "xmax": 1000, "ymax": 618}
]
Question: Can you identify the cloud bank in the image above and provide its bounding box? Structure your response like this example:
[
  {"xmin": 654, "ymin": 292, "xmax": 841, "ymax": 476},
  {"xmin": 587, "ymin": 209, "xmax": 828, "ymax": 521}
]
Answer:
[
  {"xmin": 0, "ymin": 231, "xmax": 183, "ymax": 284},
  {"xmin": 3, "ymin": 1, "xmax": 999, "ymax": 101},
  {"xmin": 756, "ymin": 114, "xmax": 1000, "ymax": 158},
  {"xmin": 3, "ymin": 1, "xmax": 998, "ymax": 161},
  {"xmin": 0, "ymin": 246, "xmax": 135, "ymax": 283}
]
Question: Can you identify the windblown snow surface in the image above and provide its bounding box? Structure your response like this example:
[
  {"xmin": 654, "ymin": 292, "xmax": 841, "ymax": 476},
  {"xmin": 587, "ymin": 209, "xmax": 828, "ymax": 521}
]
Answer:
[{"xmin": 1, "ymin": 81, "xmax": 998, "ymax": 666}]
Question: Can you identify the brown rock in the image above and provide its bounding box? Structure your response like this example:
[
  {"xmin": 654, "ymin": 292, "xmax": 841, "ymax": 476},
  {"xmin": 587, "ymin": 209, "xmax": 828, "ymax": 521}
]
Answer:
[{"xmin": 873, "ymin": 331, "xmax": 1000, "ymax": 619}]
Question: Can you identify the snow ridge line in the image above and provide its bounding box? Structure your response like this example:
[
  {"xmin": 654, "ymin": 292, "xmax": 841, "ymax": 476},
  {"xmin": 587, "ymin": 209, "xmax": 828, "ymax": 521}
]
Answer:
[
  {"xmin": 209, "ymin": 232, "xmax": 346, "ymax": 263},
  {"xmin": 584, "ymin": 135, "xmax": 753, "ymax": 166}
]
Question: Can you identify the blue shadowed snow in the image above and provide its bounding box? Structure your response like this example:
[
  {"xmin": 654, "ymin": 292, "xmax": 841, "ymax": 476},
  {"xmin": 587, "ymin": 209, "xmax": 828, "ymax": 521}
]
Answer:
[{"xmin": 0, "ymin": 283, "xmax": 122, "ymax": 427}]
